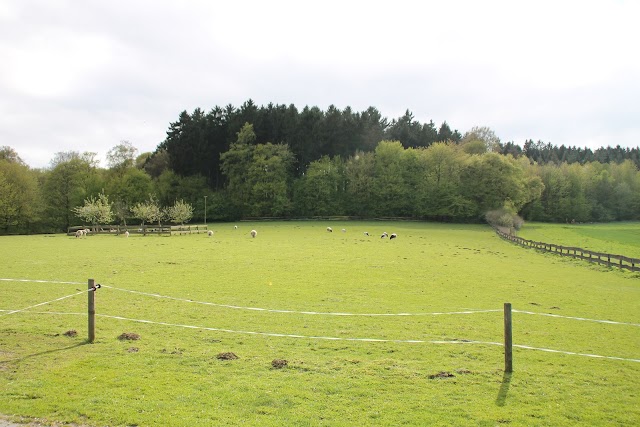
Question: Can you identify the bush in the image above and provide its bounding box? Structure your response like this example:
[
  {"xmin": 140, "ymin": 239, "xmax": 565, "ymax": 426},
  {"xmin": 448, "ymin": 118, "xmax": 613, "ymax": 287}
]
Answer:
[{"xmin": 485, "ymin": 208, "xmax": 524, "ymax": 231}]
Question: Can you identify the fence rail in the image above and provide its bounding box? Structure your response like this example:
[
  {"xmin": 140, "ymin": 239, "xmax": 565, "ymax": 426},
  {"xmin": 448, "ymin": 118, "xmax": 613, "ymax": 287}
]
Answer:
[
  {"xmin": 169, "ymin": 225, "xmax": 209, "ymax": 235},
  {"xmin": 494, "ymin": 227, "xmax": 640, "ymax": 272},
  {"xmin": 67, "ymin": 224, "xmax": 209, "ymax": 236}
]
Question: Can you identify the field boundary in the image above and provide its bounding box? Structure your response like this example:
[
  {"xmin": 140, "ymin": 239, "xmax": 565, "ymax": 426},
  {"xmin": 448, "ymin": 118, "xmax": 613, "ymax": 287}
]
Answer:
[
  {"xmin": 66, "ymin": 224, "xmax": 209, "ymax": 236},
  {"xmin": 494, "ymin": 227, "xmax": 640, "ymax": 272}
]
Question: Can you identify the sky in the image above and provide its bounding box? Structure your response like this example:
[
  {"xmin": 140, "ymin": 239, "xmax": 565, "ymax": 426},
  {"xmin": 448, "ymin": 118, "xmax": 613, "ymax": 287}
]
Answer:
[{"xmin": 1, "ymin": 0, "xmax": 639, "ymax": 169}]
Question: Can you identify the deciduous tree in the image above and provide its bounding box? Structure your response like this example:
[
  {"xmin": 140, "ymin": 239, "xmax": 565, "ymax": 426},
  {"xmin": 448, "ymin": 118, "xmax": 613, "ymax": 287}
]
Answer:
[
  {"xmin": 106, "ymin": 140, "xmax": 138, "ymax": 173},
  {"xmin": 43, "ymin": 152, "xmax": 103, "ymax": 231},
  {"xmin": 131, "ymin": 195, "xmax": 163, "ymax": 235},
  {"xmin": 294, "ymin": 156, "xmax": 345, "ymax": 216},
  {"xmin": 72, "ymin": 191, "xmax": 114, "ymax": 231},
  {"xmin": 0, "ymin": 159, "xmax": 41, "ymax": 233},
  {"xmin": 166, "ymin": 199, "xmax": 194, "ymax": 225},
  {"xmin": 246, "ymin": 142, "xmax": 294, "ymax": 216}
]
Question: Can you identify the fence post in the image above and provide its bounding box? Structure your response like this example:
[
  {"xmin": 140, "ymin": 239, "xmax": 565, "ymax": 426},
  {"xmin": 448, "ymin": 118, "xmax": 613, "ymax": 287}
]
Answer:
[
  {"xmin": 504, "ymin": 302, "xmax": 513, "ymax": 372},
  {"xmin": 88, "ymin": 279, "xmax": 95, "ymax": 343}
]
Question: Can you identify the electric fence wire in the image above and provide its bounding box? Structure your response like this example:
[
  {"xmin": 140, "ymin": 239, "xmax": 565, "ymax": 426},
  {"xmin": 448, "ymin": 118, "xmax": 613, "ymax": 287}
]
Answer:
[{"xmin": 1, "ymin": 277, "xmax": 638, "ymax": 363}]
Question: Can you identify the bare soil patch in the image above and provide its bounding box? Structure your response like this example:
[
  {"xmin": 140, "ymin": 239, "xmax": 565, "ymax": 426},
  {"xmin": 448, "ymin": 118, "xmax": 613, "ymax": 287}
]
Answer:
[{"xmin": 117, "ymin": 332, "xmax": 140, "ymax": 341}]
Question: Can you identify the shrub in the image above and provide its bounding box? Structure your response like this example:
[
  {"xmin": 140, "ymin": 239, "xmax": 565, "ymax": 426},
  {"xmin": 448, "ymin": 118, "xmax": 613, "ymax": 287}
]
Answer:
[{"xmin": 485, "ymin": 207, "xmax": 524, "ymax": 231}]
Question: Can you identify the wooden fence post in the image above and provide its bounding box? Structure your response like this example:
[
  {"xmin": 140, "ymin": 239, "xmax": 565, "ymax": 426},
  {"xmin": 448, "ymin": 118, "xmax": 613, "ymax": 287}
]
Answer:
[
  {"xmin": 504, "ymin": 303, "xmax": 513, "ymax": 372},
  {"xmin": 88, "ymin": 279, "xmax": 95, "ymax": 343}
]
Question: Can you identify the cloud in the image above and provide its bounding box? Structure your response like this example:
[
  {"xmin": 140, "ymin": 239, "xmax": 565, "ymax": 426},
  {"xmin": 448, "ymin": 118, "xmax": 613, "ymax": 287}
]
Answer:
[{"xmin": 1, "ymin": 0, "xmax": 639, "ymax": 168}]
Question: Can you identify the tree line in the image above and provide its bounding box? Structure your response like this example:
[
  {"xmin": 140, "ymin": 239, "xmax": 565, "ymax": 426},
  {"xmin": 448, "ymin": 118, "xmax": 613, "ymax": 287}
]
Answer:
[
  {"xmin": 1, "ymin": 101, "xmax": 639, "ymax": 234},
  {"xmin": 155, "ymin": 100, "xmax": 640, "ymax": 188},
  {"xmin": 502, "ymin": 140, "xmax": 640, "ymax": 168},
  {"xmin": 153, "ymin": 100, "xmax": 462, "ymax": 189}
]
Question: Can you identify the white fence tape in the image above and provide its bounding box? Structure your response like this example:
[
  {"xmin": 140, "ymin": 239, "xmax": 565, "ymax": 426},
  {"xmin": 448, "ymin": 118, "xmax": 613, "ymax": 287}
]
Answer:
[
  {"xmin": 2, "ymin": 278, "xmax": 639, "ymax": 363},
  {"xmin": 0, "ymin": 290, "xmax": 86, "ymax": 317},
  {"xmin": 513, "ymin": 309, "xmax": 640, "ymax": 327},
  {"xmin": 102, "ymin": 284, "xmax": 500, "ymax": 316}
]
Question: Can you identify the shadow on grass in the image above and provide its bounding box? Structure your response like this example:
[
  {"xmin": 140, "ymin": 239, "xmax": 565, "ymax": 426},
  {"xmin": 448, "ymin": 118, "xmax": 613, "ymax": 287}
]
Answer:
[
  {"xmin": 0, "ymin": 342, "xmax": 88, "ymax": 365},
  {"xmin": 495, "ymin": 371, "xmax": 512, "ymax": 406}
]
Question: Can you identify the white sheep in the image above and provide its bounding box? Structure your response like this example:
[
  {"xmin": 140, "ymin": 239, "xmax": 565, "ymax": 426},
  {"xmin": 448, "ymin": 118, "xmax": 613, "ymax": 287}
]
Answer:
[
  {"xmin": 125, "ymin": 231, "xmax": 130, "ymax": 238},
  {"xmin": 326, "ymin": 227, "xmax": 333, "ymax": 232},
  {"xmin": 207, "ymin": 230, "xmax": 213, "ymax": 237},
  {"xmin": 74, "ymin": 229, "xmax": 82, "ymax": 238},
  {"xmin": 389, "ymin": 233, "xmax": 397, "ymax": 240},
  {"xmin": 341, "ymin": 228, "xmax": 346, "ymax": 233},
  {"xmin": 234, "ymin": 225, "xmax": 238, "ymax": 229},
  {"xmin": 364, "ymin": 232, "xmax": 369, "ymax": 236},
  {"xmin": 250, "ymin": 229, "xmax": 257, "ymax": 238},
  {"xmin": 381, "ymin": 232, "xmax": 388, "ymax": 238}
]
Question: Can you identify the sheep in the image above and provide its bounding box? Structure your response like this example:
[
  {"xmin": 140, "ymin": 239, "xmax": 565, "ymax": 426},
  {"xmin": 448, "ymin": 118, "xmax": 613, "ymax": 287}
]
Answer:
[
  {"xmin": 74, "ymin": 229, "xmax": 82, "ymax": 238},
  {"xmin": 234, "ymin": 225, "xmax": 238, "ymax": 229},
  {"xmin": 381, "ymin": 232, "xmax": 388, "ymax": 238},
  {"xmin": 250, "ymin": 229, "xmax": 257, "ymax": 238},
  {"xmin": 364, "ymin": 231, "xmax": 369, "ymax": 236},
  {"xmin": 341, "ymin": 228, "xmax": 346, "ymax": 233},
  {"xmin": 207, "ymin": 230, "xmax": 213, "ymax": 237},
  {"xmin": 326, "ymin": 227, "xmax": 333, "ymax": 232},
  {"xmin": 125, "ymin": 231, "xmax": 130, "ymax": 238},
  {"xmin": 389, "ymin": 233, "xmax": 397, "ymax": 240}
]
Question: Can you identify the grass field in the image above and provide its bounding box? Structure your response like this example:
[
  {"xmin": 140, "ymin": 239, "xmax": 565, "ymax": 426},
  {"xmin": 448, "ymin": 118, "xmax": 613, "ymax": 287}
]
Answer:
[
  {"xmin": 516, "ymin": 222, "xmax": 640, "ymax": 259},
  {"xmin": 0, "ymin": 221, "xmax": 639, "ymax": 426}
]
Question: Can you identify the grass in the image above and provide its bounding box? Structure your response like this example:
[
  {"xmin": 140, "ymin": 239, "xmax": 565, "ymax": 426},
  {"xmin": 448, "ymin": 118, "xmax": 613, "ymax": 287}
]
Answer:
[
  {"xmin": 0, "ymin": 221, "xmax": 639, "ymax": 426},
  {"xmin": 516, "ymin": 222, "xmax": 640, "ymax": 259}
]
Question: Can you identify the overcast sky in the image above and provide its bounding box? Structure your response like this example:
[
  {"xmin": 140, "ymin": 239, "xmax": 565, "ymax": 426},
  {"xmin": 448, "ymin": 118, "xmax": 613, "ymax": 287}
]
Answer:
[{"xmin": 1, "ymin": 0, "xmax": 639, "ymax": 169}]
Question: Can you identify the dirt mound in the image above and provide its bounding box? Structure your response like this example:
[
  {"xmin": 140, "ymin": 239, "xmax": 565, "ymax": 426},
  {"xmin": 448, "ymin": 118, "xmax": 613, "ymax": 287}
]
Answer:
[
  {"xmin": 429, "ymin": 371, "xmax": 455, "ymax": 379},
  {"xmin": 117, "ymin": 332, "xmax": 140, "ymax": 341},
  {"xmin": 216, "ymin": 352, "xmax": 238, "ymax": 360},
  {"xmin": 271, "ymin": 359, "xmax": 288, "ymax": 369}
]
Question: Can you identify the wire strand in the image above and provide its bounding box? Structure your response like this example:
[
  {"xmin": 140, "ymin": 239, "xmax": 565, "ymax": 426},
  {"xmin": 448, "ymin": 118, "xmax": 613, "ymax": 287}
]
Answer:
[
  {"xmin": 0, "ymin": 290, "xmax": 87, "ymax": 317},
  {"xmin": 96, "ymin": 312, "xmax": 640, "ymax": 363},
  {"xmin": 101, "ymin": 284, "xmax": 501, "ymax": 317},
  {"xmin": 513, "ymin": 309, "xmax": 640, "ymax": 327}
]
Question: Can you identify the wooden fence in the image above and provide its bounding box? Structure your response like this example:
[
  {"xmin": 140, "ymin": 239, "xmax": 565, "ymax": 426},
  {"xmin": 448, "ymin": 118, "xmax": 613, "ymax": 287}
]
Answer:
[
  {"xmin": 494, "ymin": 227, "xmax": 640, "ymax": 272},
  {"xmin": 169, "ymin": 225, "xmax": 209, "ymax": 235},
  {"xmin": 68, "ymin": 224, "xmax": 209, "ymax": 236}
]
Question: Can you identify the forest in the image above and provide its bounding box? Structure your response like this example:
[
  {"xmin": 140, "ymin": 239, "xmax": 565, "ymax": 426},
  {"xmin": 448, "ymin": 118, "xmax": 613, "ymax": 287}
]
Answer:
[{"xmin": 1, "ymin": 100, "xmax": 639, "ymax": 234}]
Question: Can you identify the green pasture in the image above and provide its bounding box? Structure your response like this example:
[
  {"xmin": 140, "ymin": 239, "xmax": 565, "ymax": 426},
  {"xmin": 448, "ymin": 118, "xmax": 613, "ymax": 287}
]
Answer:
[
  {"xmin": 0, "ymin": 221, "xmax": 638, "ymax": 426},
  {"xmin": 517, "ymin": 222, "xmax": 640, "ymax": 259}
]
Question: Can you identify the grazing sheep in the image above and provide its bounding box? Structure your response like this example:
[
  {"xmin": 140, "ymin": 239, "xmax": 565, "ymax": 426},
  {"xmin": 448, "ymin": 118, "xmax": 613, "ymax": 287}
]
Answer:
[
  {"xmin": 341, "ymin": 228, "xmax": 346, "ymax": 233},
  {"xmin": 389, "ymin": 233, "xmax": 397, "ymax": 240},
  {"xmin": 250, "ymin": 229, "xmax": 257, "ymax": 238},
  {"xmin": 381, "ymin": 232, "xmax": 388, "ymax": 238},
  {"xmin": 207, "ymin": 230, "xmax": 213, "ymax": 237},
  {"xmin": 234, "ymin": 225, "xmax": 238, "ymax": 229},
  {"xmin": 364, "ymin": 232, "xmax": 369, "ymax": 236},
  {"xmin": 125, "ymin": 231, "xmax": 130, "ymax": 238},
  {"xmin": 326, "ymin": 227, "xmax": 333, "ymax": 232},
  {"xmin": 74, "ymin": 229, "xmax": 82, "ymax": 238}
]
